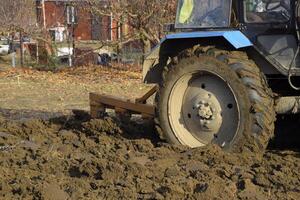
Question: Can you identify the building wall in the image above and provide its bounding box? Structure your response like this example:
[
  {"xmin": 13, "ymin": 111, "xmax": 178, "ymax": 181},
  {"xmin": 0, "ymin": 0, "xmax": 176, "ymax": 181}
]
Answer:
[
  {"xmin": 44, "ymin": 1, "xmax": 65, "ymax": 27},
  {"xmin": 37, "ymin": 0, "xmax": 128, "ymax": 42},
  {"xmin": 111, "ymin": 19, "xmax": 118, "ymax": 41},
  {"xmin": 73, "ymin": 7, "xmax": 92, "ymax": 40},
  {"xmin": 43, "ymin": 1, "xmax": 92, "ymax": 40}
]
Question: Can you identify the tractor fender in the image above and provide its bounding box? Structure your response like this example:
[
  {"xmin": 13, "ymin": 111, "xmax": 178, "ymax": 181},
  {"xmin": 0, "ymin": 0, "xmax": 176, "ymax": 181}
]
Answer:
[{"xmin": 143, "ymin": 30, "xmax": 253, "ymax": 84}]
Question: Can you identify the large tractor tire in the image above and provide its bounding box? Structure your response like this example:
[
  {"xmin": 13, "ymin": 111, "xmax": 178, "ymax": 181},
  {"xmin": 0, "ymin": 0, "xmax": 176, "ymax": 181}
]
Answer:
[{"xmin": 155, "ymin": 47, "xmax": 276, "ymax": 153}]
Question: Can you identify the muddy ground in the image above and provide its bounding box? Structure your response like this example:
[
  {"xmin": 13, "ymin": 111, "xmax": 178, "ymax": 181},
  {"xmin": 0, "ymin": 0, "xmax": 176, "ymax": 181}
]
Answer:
[{"xmin": 0, "ymin": 67, "xmax": 299, "ymax": 200}]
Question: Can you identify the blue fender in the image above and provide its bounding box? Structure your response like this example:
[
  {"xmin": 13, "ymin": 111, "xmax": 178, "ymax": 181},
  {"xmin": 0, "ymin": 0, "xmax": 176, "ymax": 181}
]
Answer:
[
  {"xmin": 143, "ymin": 30, "xmax": 253, "ymax": 83},
  {"xmin": 164, "ymin": 30, "xmax": 252, "ymax": 49}
]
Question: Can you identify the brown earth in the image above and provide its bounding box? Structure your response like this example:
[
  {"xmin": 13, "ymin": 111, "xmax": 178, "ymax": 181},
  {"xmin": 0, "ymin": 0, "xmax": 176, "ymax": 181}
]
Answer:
[{"xmin": 0, "ymin": 67, "xmax": 299, "ymax": 200}]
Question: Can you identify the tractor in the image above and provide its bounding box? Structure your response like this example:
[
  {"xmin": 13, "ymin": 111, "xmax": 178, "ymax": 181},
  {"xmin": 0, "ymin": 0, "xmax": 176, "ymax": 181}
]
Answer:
[{"xmin": 90, "ymin": 0, "xmax": 300, "ymax": 153}]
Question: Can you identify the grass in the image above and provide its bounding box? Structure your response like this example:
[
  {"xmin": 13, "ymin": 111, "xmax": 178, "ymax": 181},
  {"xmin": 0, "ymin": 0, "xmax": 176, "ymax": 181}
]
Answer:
[
  {"xmin": 0, "ymin": 66, "xmax": 151, "ymax": 114},
  {"xmin": 0, "ymin": 54, "xmax": 13, "ymax": 70}
]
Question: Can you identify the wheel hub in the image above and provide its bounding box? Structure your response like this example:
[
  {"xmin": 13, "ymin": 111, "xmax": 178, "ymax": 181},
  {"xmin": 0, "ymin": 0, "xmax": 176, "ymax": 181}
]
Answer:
[
  {"xmin": 193, "ymin": 92, "xmax": 223, "ymax": 132},
  {"xmin": 197, "ymin": 101, "xmax": 213, "ymax": 120}
]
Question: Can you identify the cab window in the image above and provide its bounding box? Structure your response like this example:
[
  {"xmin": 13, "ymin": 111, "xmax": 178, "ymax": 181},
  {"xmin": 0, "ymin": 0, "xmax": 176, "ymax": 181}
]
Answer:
[
  {"xmin": 244, "ymin": 0, "xmax": 291, "ymax": 23},
  {"xmin": 175, "ymin": 0, "xmax": 232, "ymax": 28}
]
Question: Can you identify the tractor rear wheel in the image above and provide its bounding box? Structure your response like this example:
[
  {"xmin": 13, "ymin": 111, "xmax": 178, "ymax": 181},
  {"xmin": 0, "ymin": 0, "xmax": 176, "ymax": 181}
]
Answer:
[{"xmin": 156, "ymin": 48, "xmax": 276, "ymax": 153}]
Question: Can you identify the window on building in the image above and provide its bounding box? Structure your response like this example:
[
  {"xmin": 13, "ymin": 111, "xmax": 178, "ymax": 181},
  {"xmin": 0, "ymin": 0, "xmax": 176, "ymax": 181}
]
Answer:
[{"xmin": 66, "ymin": 6, "xmax": 78, "ymax": 24}]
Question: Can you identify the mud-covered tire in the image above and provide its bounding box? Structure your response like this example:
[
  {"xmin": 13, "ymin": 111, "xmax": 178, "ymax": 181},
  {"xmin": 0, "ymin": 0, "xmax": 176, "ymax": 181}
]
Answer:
[{"xmin": 155, "ymin": 47, "xmax": 276, "ymax": 153}]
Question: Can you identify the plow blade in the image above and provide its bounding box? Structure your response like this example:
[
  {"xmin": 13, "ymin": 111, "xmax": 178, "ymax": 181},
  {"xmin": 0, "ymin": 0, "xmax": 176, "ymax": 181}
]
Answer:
[{"xmin": 90, "ymin": 86, "xmax": 157, "ymax": 119}]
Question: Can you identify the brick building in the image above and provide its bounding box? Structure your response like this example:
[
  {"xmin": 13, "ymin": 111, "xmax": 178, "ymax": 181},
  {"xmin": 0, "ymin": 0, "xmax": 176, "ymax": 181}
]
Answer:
[{"xmin": 36, "ymin": 0, "xmax": 125, "ymax": 41}]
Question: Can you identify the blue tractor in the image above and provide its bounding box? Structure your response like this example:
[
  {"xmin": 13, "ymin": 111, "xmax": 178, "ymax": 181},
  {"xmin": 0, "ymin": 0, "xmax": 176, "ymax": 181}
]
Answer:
[{"xmin": 142, "ymin": 0, "xmax": 300, "ymax": 153}]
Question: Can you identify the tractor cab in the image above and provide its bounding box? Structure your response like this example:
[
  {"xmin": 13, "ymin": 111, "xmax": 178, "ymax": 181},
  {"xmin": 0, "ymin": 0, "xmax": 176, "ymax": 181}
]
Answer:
[
  {"xmin": 175, "ymin": 0, "xmax": 292, "ymax": 29},
  {"xmin": 172, "ymin": 0, "xmax": 300, "ymax": 77},
  {"xmin": 240, "ymin": 0, "xmax": 299, "ymax": 77}
]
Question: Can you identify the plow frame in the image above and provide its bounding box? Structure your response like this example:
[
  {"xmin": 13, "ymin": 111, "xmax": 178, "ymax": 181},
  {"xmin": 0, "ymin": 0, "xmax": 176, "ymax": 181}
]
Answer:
[{"xmin": 90, "ymin": 86, "xmax": 157, "ymax": 119}]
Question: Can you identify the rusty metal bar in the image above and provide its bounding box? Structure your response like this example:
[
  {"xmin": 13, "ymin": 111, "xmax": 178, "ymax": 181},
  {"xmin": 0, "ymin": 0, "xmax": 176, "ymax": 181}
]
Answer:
[
  {"xmin": 90, "ymin": 90, "xmax": 156, "ymax": 119},
  {"xmin": 135, "ymin": 85, "xmax": 157, "ymax": 103}
]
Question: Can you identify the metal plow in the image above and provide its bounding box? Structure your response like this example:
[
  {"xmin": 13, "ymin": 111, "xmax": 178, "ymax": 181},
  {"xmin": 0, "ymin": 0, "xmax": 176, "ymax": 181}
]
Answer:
[{"xmin": 90, "ymin": 86, "xmax": 157, "ymax": 119}]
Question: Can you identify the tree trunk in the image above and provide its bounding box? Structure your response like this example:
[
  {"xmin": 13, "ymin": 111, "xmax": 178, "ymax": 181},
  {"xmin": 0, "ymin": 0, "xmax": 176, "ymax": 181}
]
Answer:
[{"xmin": 142, "ymin": 39, "xmax": 152, "ymax": 55}]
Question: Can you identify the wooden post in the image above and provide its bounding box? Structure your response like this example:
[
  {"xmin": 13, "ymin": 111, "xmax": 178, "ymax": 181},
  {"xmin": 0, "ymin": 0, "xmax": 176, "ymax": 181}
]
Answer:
[
  {"xmin": 72, "ymin": 20, "xmax": 76, "ymax": 66},
  {"xmin": 20, "ymin": 31, "xmax": 24, "ymax": 67},
  {"xmin": 36, "ymin": 40, "xmax": 39, "ymax": 64}
]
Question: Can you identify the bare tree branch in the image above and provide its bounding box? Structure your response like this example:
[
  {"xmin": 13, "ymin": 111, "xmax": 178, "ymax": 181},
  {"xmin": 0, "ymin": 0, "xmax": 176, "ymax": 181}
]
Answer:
[
  {"xmin": 0, "ymin": 0, "xmax": 39, "ymax": 36},
  {"xmin": 86, "ymin": 0, "xmax": 176, "ymax": 53}
]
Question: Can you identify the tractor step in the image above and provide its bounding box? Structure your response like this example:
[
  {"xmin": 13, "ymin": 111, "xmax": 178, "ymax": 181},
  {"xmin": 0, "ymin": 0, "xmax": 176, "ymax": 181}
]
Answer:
[{"xmin": 90, "ymin": 86, "xmax": 157, "ymax": 119}]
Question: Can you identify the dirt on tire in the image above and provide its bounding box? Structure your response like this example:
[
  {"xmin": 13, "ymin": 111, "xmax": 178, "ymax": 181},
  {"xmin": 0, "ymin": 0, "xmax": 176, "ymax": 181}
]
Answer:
[
  {"xmin": 155, "ymin": 47, "xmax": 275, "ymax": 154},
  {"xmin": 0, "ymin": 114, "xmax": 299, "ymax": 200}
]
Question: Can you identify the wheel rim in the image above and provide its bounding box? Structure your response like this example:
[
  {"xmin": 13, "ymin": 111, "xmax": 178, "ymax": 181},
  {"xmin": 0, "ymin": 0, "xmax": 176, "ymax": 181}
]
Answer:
[{"xmin": 168, "ymin": 70, "xmax": 240, "ymax": 148}]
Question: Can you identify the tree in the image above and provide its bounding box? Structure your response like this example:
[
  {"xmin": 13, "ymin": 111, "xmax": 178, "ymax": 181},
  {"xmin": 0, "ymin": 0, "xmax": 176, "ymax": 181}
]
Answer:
[
  {"xmin": 87, "ymin": 0, "xmax": 177, "ymax": 54},
  {"xmin": 0, "ymin": 0, "xmax": 37, "ymax": 35},
  {"xmin": 0, "ymin": 0, "xmax": 38, "ymax": 67}
]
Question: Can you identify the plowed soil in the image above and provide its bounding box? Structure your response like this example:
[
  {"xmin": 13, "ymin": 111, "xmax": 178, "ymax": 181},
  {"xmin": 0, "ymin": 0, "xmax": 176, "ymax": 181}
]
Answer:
[{"xmin": 0, "ymin": 67, "xmax": 299, "ymax": 200}]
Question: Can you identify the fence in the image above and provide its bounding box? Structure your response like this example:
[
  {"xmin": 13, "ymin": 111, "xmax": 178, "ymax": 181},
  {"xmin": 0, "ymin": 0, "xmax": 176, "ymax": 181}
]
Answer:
[{"xmin": 0, "ymin": 39, "xmax": 145, "ymax": 71}]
